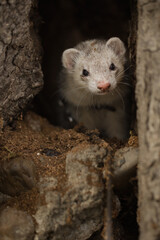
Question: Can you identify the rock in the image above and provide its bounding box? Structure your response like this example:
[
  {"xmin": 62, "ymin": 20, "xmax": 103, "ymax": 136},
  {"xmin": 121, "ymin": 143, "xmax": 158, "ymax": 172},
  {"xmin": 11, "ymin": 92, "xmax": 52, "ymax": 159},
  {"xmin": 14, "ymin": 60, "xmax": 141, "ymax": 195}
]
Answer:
[
  {"xmin": 0, "ymin": 207, "xmax": 34, "ymax": 240},
  {"xmin": 25, "ymin": 112, "xmax": 42, "ymax": 132},
  {"xmin": 113, "ymin": 147, "xmax": 138, "ymax": 190},
  {"xmin": 38, "ymin": 176, "xmax": 58, "ymax": 194},
  {"xmin": 0, "ymin": 192, "xmax": 11, "ymax": 204},
  {"xmin": 0, "ymin": 156, "xmax": 36, "ymax": 196},
  {"xmin": 34, "ymin": 144, "xmax": 107, "ymax": 240}
]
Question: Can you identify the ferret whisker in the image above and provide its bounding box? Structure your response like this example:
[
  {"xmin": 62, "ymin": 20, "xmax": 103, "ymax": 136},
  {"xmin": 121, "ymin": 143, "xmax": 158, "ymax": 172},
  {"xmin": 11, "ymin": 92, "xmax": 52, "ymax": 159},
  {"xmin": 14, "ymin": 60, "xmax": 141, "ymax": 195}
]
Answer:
[
  {"xmin": 118, "ymin": 82, "xmax": 133, "ymax": 88},
  {"xmin": 115, "ymin": 87, "xmax": 125, "ymax": 111},
  {"xmin": 124, "ymin": 65, "xmax": 133, "ymax": 72},
  {"xmin": 116, "ymin": 65, "xmax": 132, "ymax": 79},
  {"xmin": 116, "ymin": 71, "xmax": 124, "ymax": 79},
  {"xmin": 109, "ymin": 89, "xmax": 114, "ymax": 97},
  {"xmin": 124, "ymin": 73, "xmax": 130, "ymax": 78}
]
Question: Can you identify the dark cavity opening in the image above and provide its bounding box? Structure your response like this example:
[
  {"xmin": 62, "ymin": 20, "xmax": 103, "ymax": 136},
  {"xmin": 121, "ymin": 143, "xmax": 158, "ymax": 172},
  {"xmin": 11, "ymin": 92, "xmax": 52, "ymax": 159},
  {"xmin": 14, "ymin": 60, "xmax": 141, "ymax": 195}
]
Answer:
[{"xmin": 34, "ymin": 0, "xmax": 131, "ymax": 126}]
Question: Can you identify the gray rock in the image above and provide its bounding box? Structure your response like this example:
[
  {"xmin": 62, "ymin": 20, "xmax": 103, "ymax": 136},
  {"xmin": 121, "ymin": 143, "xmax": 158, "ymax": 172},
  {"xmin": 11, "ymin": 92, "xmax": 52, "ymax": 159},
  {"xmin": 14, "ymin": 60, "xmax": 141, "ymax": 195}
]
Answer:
[
  {"xmin": 34, "ymin": 144, "xmax": 107, "ymax": 240},
  {"xmin": 0, "ymin": 207, "xmax": 34, "ymax": 240},
  {"xmin": 0, "ymin": 156, "xmax": 36, "ymax": 196},
  {"xmin": 38, "ymin": 176, "xmax": 58, "ymax": 194},
  {"xmin": 113, "ymin": 147, "xmax": 138, "ymax": 189}
]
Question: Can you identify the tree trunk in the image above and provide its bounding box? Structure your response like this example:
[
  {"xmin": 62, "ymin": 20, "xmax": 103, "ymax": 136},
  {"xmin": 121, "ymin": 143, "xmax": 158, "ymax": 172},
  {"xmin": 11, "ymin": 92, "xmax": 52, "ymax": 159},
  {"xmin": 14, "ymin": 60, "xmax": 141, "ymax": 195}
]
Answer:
[
  {"xmin": 136, "ymin": 0, "xmax": 160, "ymax": 239},
  {"xmin": 0, "ymin": 0, "xmax": 43, "ymax": 125}
]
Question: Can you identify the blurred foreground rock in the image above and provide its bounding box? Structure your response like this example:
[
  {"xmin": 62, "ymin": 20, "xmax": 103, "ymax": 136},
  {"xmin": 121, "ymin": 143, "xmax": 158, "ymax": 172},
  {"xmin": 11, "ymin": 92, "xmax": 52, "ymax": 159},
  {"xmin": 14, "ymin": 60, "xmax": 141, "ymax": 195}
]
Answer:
[
  {"xmin": 0, "ymin": 157, "xmax": 36, "ymax": 196},
  {"xmin": 113, "ymin": 147, "xmax": 138, "ymax": 190},
  {"xmin": 0, "ymin": 113, "xmax": 138, "ymax": 240},
  {"xmin": 34, "ymin": 145, "xmax": 107, "ymax": 240},
  {"xmin": 0, "ymin": 143, "xmax": 138, "ymax": 240},
  {"xmin": 0, "ymin": 207, "xmax": 34, "ymax": 240}
]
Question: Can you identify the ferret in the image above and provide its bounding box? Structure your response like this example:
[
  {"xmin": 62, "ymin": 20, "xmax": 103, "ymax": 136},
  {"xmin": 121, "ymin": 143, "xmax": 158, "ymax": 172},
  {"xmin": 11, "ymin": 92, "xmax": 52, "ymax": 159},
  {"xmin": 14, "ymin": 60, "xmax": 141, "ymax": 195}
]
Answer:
[{"xmin": 60, "ymin": 37, "xmax": 132, "ymax": 140}]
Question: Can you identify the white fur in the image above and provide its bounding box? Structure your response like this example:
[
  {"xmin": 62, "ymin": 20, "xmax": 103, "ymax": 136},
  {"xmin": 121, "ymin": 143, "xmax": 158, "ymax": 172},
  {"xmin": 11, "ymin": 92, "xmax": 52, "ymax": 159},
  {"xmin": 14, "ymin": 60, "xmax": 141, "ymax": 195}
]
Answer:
[{"xmin": 60, "ymin": 38, "xmax": 131, "ymax": 140}]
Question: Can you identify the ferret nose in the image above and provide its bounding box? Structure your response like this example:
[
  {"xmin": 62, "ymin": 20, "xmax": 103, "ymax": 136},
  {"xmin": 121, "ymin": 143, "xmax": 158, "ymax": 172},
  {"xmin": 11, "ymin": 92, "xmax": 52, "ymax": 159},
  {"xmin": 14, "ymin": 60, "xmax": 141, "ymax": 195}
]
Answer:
[{"xmin": 97, "ymin": 82, "xmax": 111, "ymax": 91}]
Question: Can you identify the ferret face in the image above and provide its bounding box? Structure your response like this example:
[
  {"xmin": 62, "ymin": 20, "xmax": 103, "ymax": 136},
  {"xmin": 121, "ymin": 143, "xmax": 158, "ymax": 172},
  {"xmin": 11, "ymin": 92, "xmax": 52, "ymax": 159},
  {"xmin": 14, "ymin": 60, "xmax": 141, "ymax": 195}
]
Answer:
[{"xmin": 62, "ymin": 37, "xmax": 126, "ymax": 95}]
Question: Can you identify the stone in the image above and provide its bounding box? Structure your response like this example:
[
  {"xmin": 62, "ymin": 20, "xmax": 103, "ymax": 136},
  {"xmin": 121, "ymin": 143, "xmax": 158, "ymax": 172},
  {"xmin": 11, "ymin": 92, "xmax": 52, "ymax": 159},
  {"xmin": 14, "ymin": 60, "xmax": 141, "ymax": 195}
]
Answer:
[
  {"xmin": 0, "ymin": 156, "xmax": 36, "ymax": 196},
  {"xmin": 38, "ymin": 176, "xmax": 58, "ymax": 194},
  {"xmin": 0, "ymin": 207, "xmax": 34, "ymax": 240},
  {"xmin": 113, "ymin": 147, "xmax": 138, "ymax": 190},
  {"xmin": 34, "ymin": 144, "xmax": 107, "ymax": 240}
]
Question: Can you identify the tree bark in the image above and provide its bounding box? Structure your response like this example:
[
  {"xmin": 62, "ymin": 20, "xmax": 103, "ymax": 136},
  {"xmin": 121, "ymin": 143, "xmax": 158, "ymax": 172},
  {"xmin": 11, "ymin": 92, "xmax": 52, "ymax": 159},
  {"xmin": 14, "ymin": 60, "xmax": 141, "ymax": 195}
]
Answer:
[
  {"xmin": 0, "ymin": 0, "xmax": 43, "ymax": 124},
  {"xmin": 136, "ymin": 0, "xmax": 160, "ymax": 239}
]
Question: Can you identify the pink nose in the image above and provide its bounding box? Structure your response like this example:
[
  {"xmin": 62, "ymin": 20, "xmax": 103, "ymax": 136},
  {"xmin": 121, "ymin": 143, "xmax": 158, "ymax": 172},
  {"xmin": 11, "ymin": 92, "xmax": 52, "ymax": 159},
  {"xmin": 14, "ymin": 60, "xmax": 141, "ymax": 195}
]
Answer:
[{"xmin": 97, "ymin": 82, "xmax": 111, "ymax": 91}]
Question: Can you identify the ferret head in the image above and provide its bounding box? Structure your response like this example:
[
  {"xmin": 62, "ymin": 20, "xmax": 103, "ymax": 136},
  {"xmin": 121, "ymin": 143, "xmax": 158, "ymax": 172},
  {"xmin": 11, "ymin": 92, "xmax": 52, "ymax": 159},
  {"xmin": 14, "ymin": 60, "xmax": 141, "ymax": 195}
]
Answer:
[{"xmin": 62, "ymin": 37, "xmax": 126, "ymax": 95}]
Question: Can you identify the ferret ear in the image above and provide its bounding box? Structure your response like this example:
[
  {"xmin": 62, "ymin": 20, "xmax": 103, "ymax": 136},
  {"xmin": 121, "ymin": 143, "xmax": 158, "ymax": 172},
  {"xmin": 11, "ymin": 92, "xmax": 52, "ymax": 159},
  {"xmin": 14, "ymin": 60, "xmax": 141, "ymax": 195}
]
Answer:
[
  {"xmin": 106, "ymin": 37, "xmax": 126, "ymax": 57},
  {"xmin": 62, "ymin": 48, "xmax": 80, "ymax": 70}
]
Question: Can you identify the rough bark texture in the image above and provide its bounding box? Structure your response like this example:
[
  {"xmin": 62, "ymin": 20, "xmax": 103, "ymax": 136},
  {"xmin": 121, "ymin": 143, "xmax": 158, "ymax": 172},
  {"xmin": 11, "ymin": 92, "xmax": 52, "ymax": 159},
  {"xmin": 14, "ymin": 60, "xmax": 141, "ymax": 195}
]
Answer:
[
  {"xmin": 136, "ymin": 0, "xmax": 160, "ymax": 239},
  {"xmin": 0, "ymin": 0, "xmax": 43, "ymax": 124}
]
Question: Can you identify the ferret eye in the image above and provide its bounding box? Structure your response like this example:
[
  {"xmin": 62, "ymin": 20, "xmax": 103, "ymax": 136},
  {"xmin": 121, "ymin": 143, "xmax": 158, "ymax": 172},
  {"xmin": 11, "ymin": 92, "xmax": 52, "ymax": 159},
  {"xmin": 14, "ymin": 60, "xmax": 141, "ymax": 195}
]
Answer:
[
  {"xmin": 109, "ymin": 63, "xmax": 116, "ymax": 71},
  {"xmin": 82, "ymin": 69, "xmax": 89, "ymax": 76}
]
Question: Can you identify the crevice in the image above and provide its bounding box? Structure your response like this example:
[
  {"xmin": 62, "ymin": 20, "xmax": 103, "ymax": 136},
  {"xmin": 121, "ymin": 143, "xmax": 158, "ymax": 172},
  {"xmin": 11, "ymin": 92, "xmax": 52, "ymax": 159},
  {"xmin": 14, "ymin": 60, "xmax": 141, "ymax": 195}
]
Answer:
[{"xmin": 35, "ymin": 0, "xmax": 132, "ymax": 126}]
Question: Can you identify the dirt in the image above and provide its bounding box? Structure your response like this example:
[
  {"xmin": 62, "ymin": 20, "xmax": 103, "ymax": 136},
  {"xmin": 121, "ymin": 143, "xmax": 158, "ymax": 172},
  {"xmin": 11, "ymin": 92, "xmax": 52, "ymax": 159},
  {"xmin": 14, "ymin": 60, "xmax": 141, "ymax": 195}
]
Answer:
[
  {"xmin": 0, "ymin": 112, "xmax": 107, "ymax": 214},
  {"xmin": 0, "ymin": 111, "xmax": 138, "ymax": 239}
]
